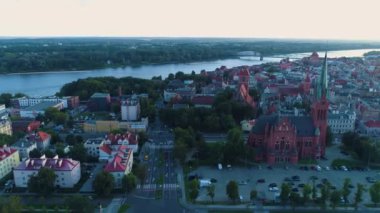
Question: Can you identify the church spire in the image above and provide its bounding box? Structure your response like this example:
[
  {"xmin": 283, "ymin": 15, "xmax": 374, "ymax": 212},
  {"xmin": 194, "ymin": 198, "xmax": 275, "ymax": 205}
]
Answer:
[{"xmin": 317, "ymin": 52, "xmax": 328, "ymax": 99}]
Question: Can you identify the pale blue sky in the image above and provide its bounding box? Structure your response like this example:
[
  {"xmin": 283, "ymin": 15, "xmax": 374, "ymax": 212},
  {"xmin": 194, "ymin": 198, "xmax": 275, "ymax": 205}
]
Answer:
[{"xmin": 1, "ymin": 0, "xmax": 379, "ymax": 40}]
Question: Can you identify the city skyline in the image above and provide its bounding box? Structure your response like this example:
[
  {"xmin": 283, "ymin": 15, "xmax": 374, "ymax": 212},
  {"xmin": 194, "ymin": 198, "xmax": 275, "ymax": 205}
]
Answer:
[{"xmin": 1, "ymin": 0, "xmax": 379, "ymax": 41}]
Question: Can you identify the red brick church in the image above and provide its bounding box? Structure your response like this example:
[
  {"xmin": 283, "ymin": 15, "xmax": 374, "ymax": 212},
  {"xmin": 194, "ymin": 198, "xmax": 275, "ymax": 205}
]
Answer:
[{"xmin": 247, "ymin": 54, "xmax": 329, "ymax": 164}]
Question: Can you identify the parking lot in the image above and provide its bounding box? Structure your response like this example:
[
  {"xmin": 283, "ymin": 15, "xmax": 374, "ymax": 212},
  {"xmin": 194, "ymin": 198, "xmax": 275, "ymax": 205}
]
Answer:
[{"xmin": 191, "ymin": 164, "xmax": 380, "ymax": 204}]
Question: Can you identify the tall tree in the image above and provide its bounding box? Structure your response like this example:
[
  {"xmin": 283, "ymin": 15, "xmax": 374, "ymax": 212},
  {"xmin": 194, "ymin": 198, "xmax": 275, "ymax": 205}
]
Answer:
[
  {"xmin": 93, "ymin": 171, "xmax": 115, "ymax": 197},
  {"xmin": 341, "ymin": 178, "xmax": 351, "ymax": 204},
  {"xmin": 68, "ymin": 143, "xmax": 87, "ymax": 162},
  {"xmin": 289, "ymin": 192, "xmax": 301, "ymax": 211},
  {"xmin": 135, "ymin": 164, "xmax": 148, "ymax": 186},
  {"xmin": 28, "ymin": 167, "xmax": 57, "ymax": 196},
  {"xmin": 250, "ymin": 189, "xmax": 258, "ymax": 202},
  {"xmin": 303, "ymin": 184, "xmax": 312, "ymax": 203},
  {"xmin": 280, "ymin": 183, "xmax": 291, "ymax": 205},
  {"xmin": 354, "ymin": 183, "xmax": 366, "ymax": 210},
  {"xmin": 189, "ymin": 179, "xmax": 200, "ymax": 203},
  {"xmin": 320, "ymin": 182, "xmax": 331, "ymax": 209},
  {"xmin": 226, "ymin": 180, "xmax": 239, "ymax": 203},
  {"xmin": 207, "ymin": 184, "xmax": 215, "ymax": 203},
  {"xmin": 330, "ymin": 190, "xmax": 341, "ymax": 210},
  {"xmin": 122, "ymin": 173, "xmax": 137, "ymax": 193},
  {"xmin": 370, "ymin": 181, "xmax": 380, "ymax": 207},
  {"xmin": 64, "ymin": 195, "xmax": 94, "ymax": 213}
]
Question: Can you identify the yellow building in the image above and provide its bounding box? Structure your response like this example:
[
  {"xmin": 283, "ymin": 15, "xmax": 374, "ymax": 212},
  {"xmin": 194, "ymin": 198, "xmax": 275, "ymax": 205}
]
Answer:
[
  {"xmin": 83, "ymin": 120, "xmax": 119, "ymax": 133},
  {"xmin": 0, "ymin": 120, "xmax": 12, "ymax": 136},
  {"xmin": 0, "ymin": 145, "xmax": 20, "ymax": 179}
]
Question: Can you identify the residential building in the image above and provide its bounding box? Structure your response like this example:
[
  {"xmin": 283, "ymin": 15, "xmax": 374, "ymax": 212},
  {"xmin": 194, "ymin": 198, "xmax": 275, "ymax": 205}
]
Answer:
[
  {"xmin": 83, "ymin": 119, "xmax": 148, "ymax": 133},
  {"xmin": 0, "ymin": 146, "xmax": 20, "ymax": 179},
  {"xmin": 328, "ymin": 110, "xmax": 356, "ymax": 134},
  {"xmin": 103, "ymin": 146, "xmax": 133, "ymax": 188},
  {"xmin": 29, "ymin": 131, "xmax": 51, "ymax": 150},
  {"xmin": 103, "ymin": 132, "xmax": 139, "ymax": 153},
  {"xmin": 11, "ymin": 120, "xmax": 39, "ymax": 133},
  {"xmin": 84, "ymin": 138, "xmax": 104, "ymax": 158},
  {"xmin": 191, "ymin": 96, "xmax": 214, "ymax": 108},
  {"xmin": 13, "ymin": 155, "xmax": 81, "ymax": 188},
  {"xmin": 121, "ymin": 96, "xmax": 140, "ymax": 121},
  {"xmin": 87, "ymin": 93, "xmax": 111, "ymax": 112},
  {"xmin": 0, "ymin": 119, "xmax": 12, "ymax": 136},
  {"xmin": 11, "ymin": 138, "xmax": 37, "ymax": 160},
  {"xmin": 359, "ymin": 120, "xmax": 380, "ymax": 137}
]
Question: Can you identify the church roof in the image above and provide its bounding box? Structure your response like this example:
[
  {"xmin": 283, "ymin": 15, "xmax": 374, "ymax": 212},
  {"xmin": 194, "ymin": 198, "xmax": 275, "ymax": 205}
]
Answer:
[{"xmin": 251, "ymin": 115, "xmax": 316, "ymax": 137}]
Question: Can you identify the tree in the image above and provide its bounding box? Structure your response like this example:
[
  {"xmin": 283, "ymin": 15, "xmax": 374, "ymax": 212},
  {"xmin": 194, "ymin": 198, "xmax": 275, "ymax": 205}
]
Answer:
[
  {"xmin": 122, "ymin": 173, "xmax": 137, "ymax": 193},
  {"xmin": 29, "ymin": 148, "xmax": 42, "ymax": 158},
  {"xmin": 93, "ymin": 171, "xmax": 115, "ymax": 197},
  {"xmin": 330, "ymin": 190, "xmax": 341, "ymax": 210},
  {"xmin": 207, "ymin": 184, "xmax": 215, "ymax": 203},
  {"xmin": 312, "ymin": 179, "xmax": 317, "ymax": 200},
  {"xmin": 0, "ymin": 196, "xmax": 23, "ymax": 213},
  {"xmin": 43, "ymin": 149, "xmax": 55, "ymax": 158},
  {"xmin": 289, "ymin": 191, "xmax": 301, "ymax": 210},
  {"xmin": 189, "ymin": 179, "xmax": 200, "ymax": 203},
  {"xmin": 303, "ymin": 184, "xmax": 312, "ymax": 203},
  {"xmin": 342, "ymin": 178, "xmax": 351, "ymax": 204},
  {"xmin": 173, "ymin": 139, "xmax": 188, "ymax": 164},
  {"xmin": 64, "ymin": 195, "xmax": 94, "ymax": 213},
  {"xmin": 226, "ymin": 180, "xmax": 239, "ymax": 203},
  {"xmin": 0, "ymin": 134, "xmax": 13, "ymax": 146},
  {"xmin": 135, "ymin": 164, "xmax": 148, "ymax": 186},
  {"xmin": 28, "ymin": 167, "xmax": 57, "ymax": 196},
  {"xmin": 354, "ymin": 183, "xmax": 366, "ymax": 210},
  {"xmin": 250, "ymin": 189, "xmax": 258, "ymax": 202},
  {"xmin": 68, "ymin": 143, "xmax": 87, "ymax": 162},
  {"xmin": 280, "ymin": 183, "xmax": 291, "ymax": 205},
  {"xmin": 370, "ymin": 181, "xmax": 380, "ymax": 207},
  {"xmin": 320, "ymin": 182, "xmax": 331, "ymax": 209}
]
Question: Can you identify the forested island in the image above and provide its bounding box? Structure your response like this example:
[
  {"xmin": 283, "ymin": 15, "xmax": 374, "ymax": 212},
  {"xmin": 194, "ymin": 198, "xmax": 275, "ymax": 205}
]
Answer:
[{"xmin": 1, "ymin": 37, "xmax": 380, "ymax": 74}]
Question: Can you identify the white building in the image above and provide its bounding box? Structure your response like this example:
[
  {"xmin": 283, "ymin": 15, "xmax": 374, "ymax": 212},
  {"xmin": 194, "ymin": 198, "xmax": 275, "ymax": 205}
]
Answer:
[
  {"xmin": 13, "ymin": 155, "xmax": 81, "ymax": 188},
  {"xmin": 103, "ymin": 146, "xmax": 133, "ymax": 189},
  {"xmin": 121, "ymin": 97, "xmax": 140, "ymax": 121},
  {"xmin": 0, "ymin": 146, "xmax": 20, "ymax": 180},
  {"xmin": 328, "ymin": 110, "xmax": 356, "ymax": 134},
  {"xmin": 11, "ymin": 138, "xmax": 37, "ymax": 160},
  {"xmin": 84, "ymin": 138, "xmax": 104, "ymax": 158},
  {"xmin": 359, "ymin": 120, "xmax": 380, "ymax": 137},
  {"xmin": 19, "ymin": 102, "xmax": 64, "ymax": 118},
  {"xmin": 11, "ymin": 96, "xmax": 76, "ymax": 109}
]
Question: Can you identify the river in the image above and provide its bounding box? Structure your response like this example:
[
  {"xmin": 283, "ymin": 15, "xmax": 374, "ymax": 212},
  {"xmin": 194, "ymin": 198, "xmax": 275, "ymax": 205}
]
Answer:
[{"xmin": 0, "ymin": 48, "xmax": 379, "ymax": 96}]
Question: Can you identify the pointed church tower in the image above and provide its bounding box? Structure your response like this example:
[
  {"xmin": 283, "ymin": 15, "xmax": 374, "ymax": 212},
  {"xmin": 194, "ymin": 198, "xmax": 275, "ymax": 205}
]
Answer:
[{"xmin": 311, "ymin": 52, "xmax": 329, "ymax": 157}]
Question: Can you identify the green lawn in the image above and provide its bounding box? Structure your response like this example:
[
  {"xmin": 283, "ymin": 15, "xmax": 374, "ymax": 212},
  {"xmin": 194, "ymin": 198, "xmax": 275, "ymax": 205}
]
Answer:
[{"xmin": 118, "ymin": 204, "xmax": 130, "ymax": 213}]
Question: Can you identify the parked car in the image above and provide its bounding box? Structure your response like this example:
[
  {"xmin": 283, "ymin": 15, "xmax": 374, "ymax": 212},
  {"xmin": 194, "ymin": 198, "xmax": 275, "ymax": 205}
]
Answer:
[
  {"xmin": 268, "ymin": 183, "xmax": 277, "ymax": 188},
  {"xmin": 257, "ymin": 178, "xmax": 266, "ymax": 183},
  {"xmin": 340, "ymin": 165, "xmax": 348, "ymax": 171},
  {"xmin": 269, "ymin": 187, "xmax": 279, "ymax": 192},
  {"xmin": 210, "ymin": 178, "xmax": 217, "ymax": 183},
  {"xmin": 239, "ymin": 180, "xmax": 248, "ymax": 185},
  {"xmin": 366, "ymin": 177, "xmax": 376, "ymax": 183},
  {"xmin": 292, "ymin": 175, "xmax": 300, "ymax": 181}
]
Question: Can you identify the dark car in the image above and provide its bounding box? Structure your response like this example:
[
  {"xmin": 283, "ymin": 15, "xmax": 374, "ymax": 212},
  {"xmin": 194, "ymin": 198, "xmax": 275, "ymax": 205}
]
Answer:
[
  {"xmin": 257, "ymin": 178, "xmax": 266, "ymax": 183},
  {"xmin": 284, "ymin": 177, "xmax": 292, "ymax": 182},
  {"xmin": 269, "ymin": 183, "xmax": 277, "ymax": 187},
  {"xmin": 322, "ymin": 178, "xmax": 329, "ymax": 184},
  {"xmin": 267, "ymin": 166, "xmax": 273, "ymax": 170},
  {"xmin": 298, "ymin": 183, "xmax": 305, "ymax": 188},
  {"xmin": 317, "ymin": 183, "xmax": 324, "ymax": 188},
  {"xmin": 341, "ymin": 150, "xmax": 349, "ymax": 156},
  {"xmin": 210, "ymin": 178, "xmax": 217, "ymax": 183},
  {"xmin": 292, "ymin": 175, "xmax": 300, "ymax": 181},
  {"xmin": 366, "ymin": 177, "xmax": 376, "ymax": 183},
  {"xmin": 292, "ymin": 188, "xmax": 299, "ymax": 192}
]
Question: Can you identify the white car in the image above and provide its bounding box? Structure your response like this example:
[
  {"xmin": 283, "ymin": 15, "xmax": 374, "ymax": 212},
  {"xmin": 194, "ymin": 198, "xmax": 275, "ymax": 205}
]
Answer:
[
  {"xmin": 269, "ymin": 187, "xmax": 279, "ymax": 192},
  {"xmin": 340, "ymin": 166, "xmax": 348, "ymax": 171},
  {"xmin": 325, "ymin": 166, "xmax": 330, "ymax": 171},
  {"xmin": 316, "ymin": 165, "xmax": 322, "ymax": 171}
]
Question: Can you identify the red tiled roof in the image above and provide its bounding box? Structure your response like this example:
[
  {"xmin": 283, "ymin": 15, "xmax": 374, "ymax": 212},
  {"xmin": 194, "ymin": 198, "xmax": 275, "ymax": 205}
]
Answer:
[
  {"xmin": 27, "ymin": 121, "xmax": 41, "ymax": 132},
  {"xmin": 106, "ymin": 132, "xmax": 138, "ymax": 145},
  {"xmin": 364, "ymin": 120, "xmax": 380, "ymax": 128},
  {"xmin": 14, "ymin": 156, "xmax": 79, "ymax": 171},
  {"xmin": 99, "ymin": 145, "xmax": 112, "ymax": 155},
  {"xmin": 37, "ymin": 131, "xmax": 50, "ymax": 142},
  {"xmin": 238, "ymin": 69, "xmax": 250, "ymax": 77},
  {"xmin": 104, "ymin": 146, "xmax": 132, "ymax": 173},
  {"xmin": 0, "ymin": 145, "xmax": 17, "ymax": 161},
  {"xmin": 191, "ymin": 96, "xmax": 215, "ymax": 106}
]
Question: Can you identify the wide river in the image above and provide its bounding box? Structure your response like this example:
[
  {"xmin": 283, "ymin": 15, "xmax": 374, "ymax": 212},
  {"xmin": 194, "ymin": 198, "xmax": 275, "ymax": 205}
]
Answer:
[{"xmin": 0, "ymin": 49, "xmax": 379, "ymax": 96}]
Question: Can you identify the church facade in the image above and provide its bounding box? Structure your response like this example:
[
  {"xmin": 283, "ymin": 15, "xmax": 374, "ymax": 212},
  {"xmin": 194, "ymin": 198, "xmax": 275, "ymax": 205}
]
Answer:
[{"xmin": 247, "ymin": 54, "xmax": 329, "ymax": 164}]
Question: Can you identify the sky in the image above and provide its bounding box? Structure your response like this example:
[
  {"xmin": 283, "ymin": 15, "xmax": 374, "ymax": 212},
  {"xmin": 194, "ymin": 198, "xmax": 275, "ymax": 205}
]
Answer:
[{"xmin": 1, "ymin": 0, "xmax": 379, "ymax": 41}]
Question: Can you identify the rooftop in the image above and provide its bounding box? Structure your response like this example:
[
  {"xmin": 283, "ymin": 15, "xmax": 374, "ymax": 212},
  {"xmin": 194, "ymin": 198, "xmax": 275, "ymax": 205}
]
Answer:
[
  {"xmin": 22, "ymin": 101, "xmax": 60, "ymax": 111},
  {"xmin": 91, "ymin": 93, "xmax": 110, "ymax": 98},
  {"xmin": 0, "ymin": 145, "xmax": 17, "ymax": 161},
  {"xmin": 104, "ymin": 146, "xmax": 132, "ymax": 173},
  {"xmin": 14, "ymin": 155, "xmax": 79, "ymax": 171}
]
